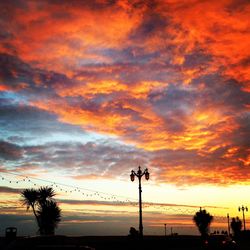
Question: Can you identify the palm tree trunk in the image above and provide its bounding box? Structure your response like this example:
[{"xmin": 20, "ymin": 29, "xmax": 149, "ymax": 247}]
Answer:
[{"xmin": 31, "ymin": 203, "xmax": 41, "ymax": 231}]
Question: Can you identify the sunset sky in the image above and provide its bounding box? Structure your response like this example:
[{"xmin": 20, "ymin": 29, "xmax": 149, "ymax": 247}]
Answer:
[{"xmin": 0, "ymin": 0, "xmax": 250, "ymax": 236}]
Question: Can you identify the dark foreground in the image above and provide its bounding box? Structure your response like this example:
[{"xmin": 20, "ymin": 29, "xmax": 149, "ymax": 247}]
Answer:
[{"xmin": 0, "ymin": 235, "xmax": 249, "ymax": 250}]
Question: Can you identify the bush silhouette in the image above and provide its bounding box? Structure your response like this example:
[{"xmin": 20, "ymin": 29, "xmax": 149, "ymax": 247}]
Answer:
[
  {"xmin": 231, "ymin": 217, "xmax": 242, "ymax": 238},
  {"xmin": 193, "ymin": 208, "xmax": 213, "ymax": 239},
  {"xmin": 129, "ymin": 227, "xmax": 139, "ymax": 238}
]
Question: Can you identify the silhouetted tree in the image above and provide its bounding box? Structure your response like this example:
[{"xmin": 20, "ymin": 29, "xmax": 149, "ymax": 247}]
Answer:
[
  {"xmin": 231, "ymin": 217, "xmax": 242, "ymax": 238},
  {"xmin": 128, "ymin": 227, "xmax": 139, "ymax": 238},
  {"xmin": 38, "ymin": 200, "xmax": 61, "ymax": 235},
  {"xmin": 21, "ymin": 188, "xmax": 40, "ymax": 227},
  {"xmin": 193, "ymin": 208, "xmax": 213, "ymax": 238},
  {"xmin": 38, "ymin": 186, "xmax": 55, "ymax": 205},
  {"xmin": 21, "ymin": 186, "xmax": 61, "ymax": 235}
]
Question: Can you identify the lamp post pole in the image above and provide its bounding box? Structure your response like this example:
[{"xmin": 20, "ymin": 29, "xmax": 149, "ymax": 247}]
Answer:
[
  {"xmin": 138, "ymin": 173, "xmax": 143, "ymax": 237},
  {"xmin": 227, "ymin": 213, "xmax": 230, "ymax": 236},
  {"xmin": 130, "ymin": 166, "xmax": 150, "ymax": 239},
  {"xmin": 239, "ymin": 205, "xmax": 248, "ymax": 231}
]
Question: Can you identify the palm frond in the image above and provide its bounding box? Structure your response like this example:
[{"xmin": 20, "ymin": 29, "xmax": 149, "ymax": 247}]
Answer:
[
  {"xmin": 20, "ymin": 188, "xmax": 39, "ymax": 210},
  {"xmin": 38, "ymin": 186, "xmax": 56, "ymax": 204}
]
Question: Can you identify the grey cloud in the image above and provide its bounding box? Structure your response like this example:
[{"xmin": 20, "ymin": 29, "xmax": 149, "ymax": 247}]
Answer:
[
  {"xmin": 0, "ymin": 186, "xmax": 22, "ymax": 194},
  {"xmin": 0, "ymin": 101, "xmax": 85, "ymax": 143},
  {"xmin": 21, "ymin": 140, "xmax": 148, "ymax": 178},
  {"xmin": 0, "ymin": 140, "xmax": 23, "ymax": 160},
  {"xmin": 0, "ymin": 53, "xmax": 72, "ymax": 99}
]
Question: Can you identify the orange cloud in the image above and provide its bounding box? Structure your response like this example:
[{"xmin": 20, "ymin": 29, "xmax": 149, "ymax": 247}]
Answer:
[
  {"xmin": 1, "ymin": 0, "xmax": 249, "ymax": 186},
  {"xmin": 31, "ymin": 93, "xmax": 239, "ymax": 153},
  {"xmin": 57, "ymin": 80, "xmax": 127, "ymax": 98},
  {"xmin": 1, "ymin": 1, "xmax": 144, "ymax": 76},
  {"xmin": 154, "ymin": 161, "xmax": 250, "ymax": 186},
  {"xmin": 157, "ymin": 0, "xmax": 250, "ymax": 88},
  {"xmin": 57, "ymin": 80, "xmax": 166, "ymax": 100},
  {"xmin": 2, "ymin": 0, "xmax": 249, "ymax": 86},
  {"xmin": 0, "ymin": 84, "xmax": 10, "ymax": 91}
]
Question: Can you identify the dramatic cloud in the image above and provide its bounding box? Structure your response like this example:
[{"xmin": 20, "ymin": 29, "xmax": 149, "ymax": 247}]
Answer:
[{"xmin": 0, "ymin": 0, "xmax": 249, "ymax": 193}]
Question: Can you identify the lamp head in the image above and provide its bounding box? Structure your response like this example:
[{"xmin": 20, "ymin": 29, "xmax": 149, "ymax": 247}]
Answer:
[
  {"xmin": 145, "ymin": 168, "xmax": 150, "ymax": 180},
  {"xmin": 130, "ymin": 171, "xmax": 135, "ymax": 182}
]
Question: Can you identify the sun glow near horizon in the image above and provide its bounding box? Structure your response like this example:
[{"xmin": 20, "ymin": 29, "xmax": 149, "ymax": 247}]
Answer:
[{"xmin": 1, "ymin": 171, "xmax": 249, "ymax": 235}]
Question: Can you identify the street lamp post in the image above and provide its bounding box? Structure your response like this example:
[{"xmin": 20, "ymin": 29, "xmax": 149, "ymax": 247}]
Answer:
[
  {"xmin": 164, "ymin": 224, "xmax": 167, "ymax": 237},
  {"xmin": 227, "ymin": 213, "xmax": 230, "ymax": 236},
  {"xmin": 239, "ymin": 205, "xmax": 248, "ymax": 231},
  {"xmin": 130, "ymin": 166, "xmax": 149, "ymax": 238}
]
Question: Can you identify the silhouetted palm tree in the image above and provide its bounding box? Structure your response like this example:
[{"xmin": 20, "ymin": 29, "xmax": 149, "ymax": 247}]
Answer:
[
  {"xmin": 38, "ymin": 186, "xmax": 55, "ymax": 205},
  {"xmin": 231, "ymin": 217, "xmax": 242, "ymax": 238},
  {"xmin": 21, "ymin": 186, "xmax": 61, "ymax": 235},
  {"xmin": 21, "ymin": 188, "xmax": 40, "ymax": 227},
  {"xmin": 38, "ymin": 200, "xmax": 61, "ymax": 235},
  {"xmin": 193, "ymin": 208, "xmax": 213, "ymax": 238}
]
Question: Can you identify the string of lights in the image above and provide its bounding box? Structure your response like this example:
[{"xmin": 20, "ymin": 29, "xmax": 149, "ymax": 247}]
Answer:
[
  {"xmin": 0, "ymin": 171, "xmax": 229, "ymax": 220},
  {"xmin": 0, "ymin": 173, "xmax": 131, "ymax": 205}
]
